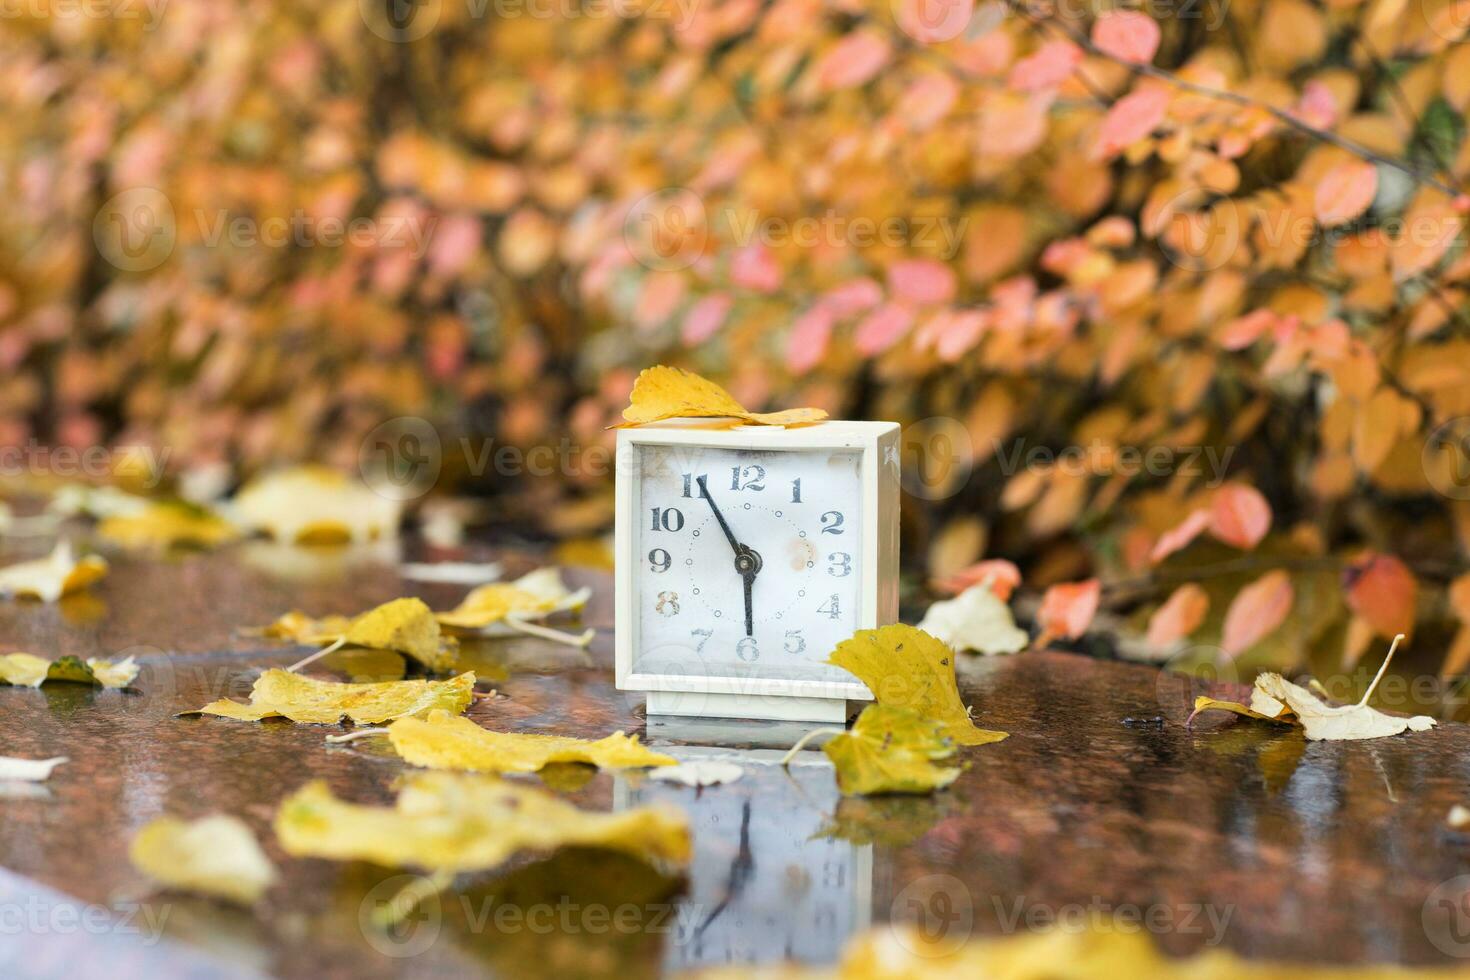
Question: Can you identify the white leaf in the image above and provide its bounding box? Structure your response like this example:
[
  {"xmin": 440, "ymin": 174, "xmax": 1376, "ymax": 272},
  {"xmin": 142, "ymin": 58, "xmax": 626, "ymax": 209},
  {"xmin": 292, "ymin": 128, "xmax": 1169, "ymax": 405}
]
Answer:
[
  {"xmin": 916, "ymin": 582, "xmax": 1028, "ymax": 655},
  {"xmin": 648, "ymin": 760, "xmax": 744, "ymax": 787},
  {"xmin": 0, "ymin": 756, "xmax": 67, "ymax": 782}
]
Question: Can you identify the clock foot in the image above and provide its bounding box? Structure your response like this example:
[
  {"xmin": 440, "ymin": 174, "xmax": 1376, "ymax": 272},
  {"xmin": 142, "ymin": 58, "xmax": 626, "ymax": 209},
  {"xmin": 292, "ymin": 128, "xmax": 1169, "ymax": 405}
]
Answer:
[{"xmin": 646, "ymin": 691, "xmax": 851, "ymax": 723}]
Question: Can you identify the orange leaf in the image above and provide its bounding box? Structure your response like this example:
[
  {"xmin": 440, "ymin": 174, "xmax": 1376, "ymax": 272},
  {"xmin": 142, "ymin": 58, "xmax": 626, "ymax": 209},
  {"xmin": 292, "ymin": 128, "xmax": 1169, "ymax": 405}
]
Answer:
[
  {"xmin": 1222, "ymin": 571, "xmax": 1294, "ymax": 656},
  {"xmin": 1209, "ymin": 484, "xmax": 1271, "ymax": 550},
  {"xmin": 1150, "ymin": 509, "xmax": 1211, "ymax": 564},
  {"xmin": 932, "ymin": 559, "xmax": 1021, "ymax": 600},
  {"xmin": 1093, "ymin": 87, "xmax": 1169, "ymax": 160},
  {"xmin": 1345, "ymin": 553, "xmax": 1417, "ymax": 639},
  {"xmin": 1037, "ymin": 579, "xmax": 1100, "ymax": 641},
  {"xmin": 1146, "ymin": 583, "xmax": 1209, "ymax": 648},
  {"xmin": 814, "ymin": 31, "xmax": 892, "ymax": 91},
  {"xmin": 1449, "ymin": 573, "xmax": 1470, "ymax": 624},
  {"xmin": 886, "ymin": 259, "xmax": 956, "ymax": 306},
  {"xmin": 1007, "ymin": 40, "xmax": 1081, "ymax": 92},
  {"xmin": 1313, "ymin": 162, "xmax": 1378, "ymax": 227},
  {"xmin": 1092, "ymin": 11, "xmax": 1161, "ymax": 65}
]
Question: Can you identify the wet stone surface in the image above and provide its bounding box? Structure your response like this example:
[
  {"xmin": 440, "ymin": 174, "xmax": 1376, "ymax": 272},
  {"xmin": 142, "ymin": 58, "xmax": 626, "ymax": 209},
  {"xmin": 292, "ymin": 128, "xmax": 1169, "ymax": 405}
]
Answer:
[{"xmin": 1, "ymin": 540, "xmax": 1470, "ymax": 977}]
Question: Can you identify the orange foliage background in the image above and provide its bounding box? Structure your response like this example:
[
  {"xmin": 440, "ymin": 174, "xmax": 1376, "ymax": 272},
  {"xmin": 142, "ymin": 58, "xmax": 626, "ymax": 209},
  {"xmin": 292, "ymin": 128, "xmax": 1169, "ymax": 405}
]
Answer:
[{"xmin": 5, "ymin": 0, "xmax": 1470, "ymax": 684}]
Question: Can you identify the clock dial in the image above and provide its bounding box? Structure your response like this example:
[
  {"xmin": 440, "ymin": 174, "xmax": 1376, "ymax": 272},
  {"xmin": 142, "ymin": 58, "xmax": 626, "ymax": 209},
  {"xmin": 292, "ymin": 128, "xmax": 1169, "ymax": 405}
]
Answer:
[{"xmin": 632, "ymin": 444, "xmax": 862, "ymax": 683}]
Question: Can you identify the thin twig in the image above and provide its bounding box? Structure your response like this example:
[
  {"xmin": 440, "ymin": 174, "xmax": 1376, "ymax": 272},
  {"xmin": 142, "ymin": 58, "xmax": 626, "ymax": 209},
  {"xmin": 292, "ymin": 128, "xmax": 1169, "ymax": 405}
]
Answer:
[
  {"xmin": 286, "ymin": 636, "xmax": 346, "ymax": 673},
  {"xmin": 778, "ymin": 727, "xmax": 845, "ymax": 766}
]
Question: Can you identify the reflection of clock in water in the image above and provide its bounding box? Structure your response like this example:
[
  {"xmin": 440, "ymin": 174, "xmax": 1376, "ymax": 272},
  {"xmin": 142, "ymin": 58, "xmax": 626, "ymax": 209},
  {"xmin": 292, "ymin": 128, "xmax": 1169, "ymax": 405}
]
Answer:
[{"xmin": 613, "ymin": 747, "xmax": 872, "ymax": 970}]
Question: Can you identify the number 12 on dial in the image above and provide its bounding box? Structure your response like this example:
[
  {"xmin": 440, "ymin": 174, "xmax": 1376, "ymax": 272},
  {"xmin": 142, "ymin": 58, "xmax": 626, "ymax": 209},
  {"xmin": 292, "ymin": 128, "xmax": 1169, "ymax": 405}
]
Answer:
[{"xmin": 615, "ymin": 421, "xmax": 900, "ymax": 723}]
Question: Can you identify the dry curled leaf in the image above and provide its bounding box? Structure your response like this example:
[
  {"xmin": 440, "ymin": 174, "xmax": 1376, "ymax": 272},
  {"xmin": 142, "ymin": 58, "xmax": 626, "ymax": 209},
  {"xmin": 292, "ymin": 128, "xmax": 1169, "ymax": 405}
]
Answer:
[
  {"xmin": 231, "ymin": 465, "xmax": 401, "ymax": 545},
  {"xmin": 260, "ymin": 597, "xmax": 458, "ymax": 672},
  {"xmin": 434, "ymin": 568, "xmax": 591, "ymax": 646},
  {"xmin": 383, "ymin": 709, "xmax": 676, "ymax": 774},
  {"xmin": 916, "ymin": 582, "xmax": 1028, "ymax": 656},
  {"xmin": 0, "ymin": 542, "xmax": 107, "ymax": 602},
  {"xmin": 1189, "ymin": 636, "xmax": 1434, "ymax": 741},
  {"xmin": 97, "ymin": 502, "xmax": 242, "ymax": 551},
  {"xmin": 615, "ymin": 365, "xmax": 828, "ymax": 428},
  {"xmin": 130, "ymin": 815, "xmax": 278, "ymax": 906},
  {"xmin": 827, "ymin": 624, "xmax": 1007, "ymax": 746},
  {"xmin": 0, "ymin": 756, "xmax": 67, "ymax": 782},
  {"xmin": 0, "ymin": 652, "xmax": 138, "ymax": 689},
  {"xmin": 186, "ymin": 669, "xmax": 475, "ymax": 724},
  {"xmin": 823, "ymin": 704, "xmax": 961, "ymax": 796},
  {"xmin": 274, "ymin": 773, "xmax": 689, "ymax": 920}
]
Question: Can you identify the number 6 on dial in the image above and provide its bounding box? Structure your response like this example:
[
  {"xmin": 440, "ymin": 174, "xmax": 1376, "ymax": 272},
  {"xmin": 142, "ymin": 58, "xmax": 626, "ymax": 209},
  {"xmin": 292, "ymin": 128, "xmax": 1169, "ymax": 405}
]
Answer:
[{"xmin": 615, "ymin": 420, "xmax": 900, "ymax": 723}]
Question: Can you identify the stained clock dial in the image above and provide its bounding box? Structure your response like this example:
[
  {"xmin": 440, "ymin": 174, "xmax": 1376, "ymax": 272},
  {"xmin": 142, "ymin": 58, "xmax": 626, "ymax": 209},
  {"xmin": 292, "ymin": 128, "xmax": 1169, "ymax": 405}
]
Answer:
[{"xmin": 632, "ymin": 444, "xmax": 862, "ymax": 683}]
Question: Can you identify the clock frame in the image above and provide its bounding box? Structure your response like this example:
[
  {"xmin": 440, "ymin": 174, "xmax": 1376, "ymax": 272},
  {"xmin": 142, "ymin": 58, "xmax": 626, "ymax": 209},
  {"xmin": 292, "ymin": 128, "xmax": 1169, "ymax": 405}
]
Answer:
[{"xmin": 615, "ymin": 420, "xmax": 900, "ymax": 722}]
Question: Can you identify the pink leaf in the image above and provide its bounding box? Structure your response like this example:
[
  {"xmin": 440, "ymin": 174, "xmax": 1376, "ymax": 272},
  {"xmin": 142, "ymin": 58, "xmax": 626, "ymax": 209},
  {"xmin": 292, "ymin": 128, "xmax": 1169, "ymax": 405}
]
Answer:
[
  {"xmin": 1150, "ymin": 509, "xmax": 1211, "ymax": 564},
  {"xmin": 1092, "ymin": 86, "xmax": 1170, "ymax": 160},
  {"xmin": 1222, "ymin": 570, "xmax": 1294, "ymax": 656},
  {"xmin": 934, "ymin": 310, "xmax": 989, "ymax": 362},
  {"xmin": 1294, "ymin": 80, "xmax": 1338, "ymax": 130},
  {"xmin": 785, "ymin": 305, "xmax": 835, "ymax": 375},
  {"xmin": 681, "ymin": 292, "xmax": 733, "ymax": 346},
  {"xmin": 730, "ymin": 243, "xmax": 782, "ymax": 293},
  {"xmin": 819, "ymin": 278, "xmax": 883, "ymax": 318},
  {"xmin": 1092, "ymin": 11, "xmax": 1161, "ymax": 65},
  {"xmin": 1038, "ymin": 578, "xmax": 1101, "ymax": 641},
  {"xmin": 887, "ymin": 258, "xmax": 957, "ymax": 305},
  {"xmin": 933, "ymin": 559, "xmax": 1022, "ymax": 600},
  {"xmin": 895, "ymin": 73, "xmax": 961, "ymax": 131},
  {"xmin": 1217, "ymin": 309, "xmax": 1277, "ymax": 350},
  {"xmin": 1146, "ymin": 583, "xmax": 1209, "ymax": 648},
  {"xmin": 1314, "ymin": 162, "xmax": 1378, "ymax": 227},
  {"xmin": 815, "ymin": 31, "xmax": 892, "ymax": 91},
  {"xmin": 1345, "ymin": 553, "xmax": 1418, "ymax": 639},
  {"xmin": 1007, "ymin": 40, "xmax": 1082, "ymax": 91},
  {"xmin": 1209, "ymin": 484, "xmax": 1271, "ymax": 550},
  {"xmin": 853, "ymin": 303, "xmax": 916, "ymax": 356}
]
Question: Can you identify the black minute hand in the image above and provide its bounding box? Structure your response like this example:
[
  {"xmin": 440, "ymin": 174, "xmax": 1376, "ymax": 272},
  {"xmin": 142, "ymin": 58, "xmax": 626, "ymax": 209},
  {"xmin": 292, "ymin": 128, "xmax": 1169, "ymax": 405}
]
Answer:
[{"xmin": 696, "ymin": 475, "xmax": 761, "ymax": 637}]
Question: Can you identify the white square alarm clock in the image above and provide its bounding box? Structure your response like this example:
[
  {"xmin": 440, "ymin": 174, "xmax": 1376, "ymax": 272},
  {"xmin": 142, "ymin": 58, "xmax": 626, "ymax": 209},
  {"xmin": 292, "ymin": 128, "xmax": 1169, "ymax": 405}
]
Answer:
[{"xmin": 615, "ymin": 420, "xmax": 901, "ymax": 722}]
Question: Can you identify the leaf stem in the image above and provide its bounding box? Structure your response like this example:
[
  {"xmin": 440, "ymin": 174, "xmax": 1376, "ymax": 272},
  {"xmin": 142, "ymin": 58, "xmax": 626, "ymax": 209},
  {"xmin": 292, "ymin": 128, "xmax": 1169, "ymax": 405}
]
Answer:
[
  {"xmin": 503, "ymin": 616, "xmax": 596, "ymax": 648},
  {"xmin": 1359, "ymin": 633, "xmax": 1405, "ymax": 707},
  {"xmin": 286, "ymin": 636, "xmax": 346, "ymax": 673},
  {"xmin": 324, "ymin": 727, "xmax": 390, "ymax": 744},
  {"xmin": 778, "ymin": 727, "xmax": 846, "ymax": 766}
]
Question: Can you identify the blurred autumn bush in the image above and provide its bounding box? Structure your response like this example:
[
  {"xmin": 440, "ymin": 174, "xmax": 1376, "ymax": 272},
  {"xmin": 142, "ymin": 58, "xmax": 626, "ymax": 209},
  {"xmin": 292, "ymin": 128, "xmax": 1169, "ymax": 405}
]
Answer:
[{"xmin": 5, "ymin": 0, "xmax": 1470, "ymax": 679}]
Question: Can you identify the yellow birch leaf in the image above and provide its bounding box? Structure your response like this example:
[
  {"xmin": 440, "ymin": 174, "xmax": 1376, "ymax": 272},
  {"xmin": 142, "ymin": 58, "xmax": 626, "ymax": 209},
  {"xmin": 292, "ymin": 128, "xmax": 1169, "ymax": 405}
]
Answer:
[
  {"xmin": 130, "ymin": 815, "xmax": 278, "ymax": 906},
  {"xmin": 823, "ymin": 704, "xmax": 961, "ymax": 796},
  {"xmin": 385, "ymin": 709, "xmax": 677, "ymax": 774},
  {"xmin": 0, "ymin": 543, "xmax": 108, "ymax": 602},
  {"xmin": 258, "ymin": 598, "xmax": 457, "ymax": 671},
  {"xmin": 256, "ymin": 610, "xmax": 353, "ymax": 643},
  {"xmin": 275, "ymin": 772, "xmax": 690, "ymax": 877},
  {"xmin": 97, "ymin": 502, "xmax": 241, "ymax": 551},
  {"xmin": 435, "ymin": 568, "xmax": 590, "ymax": 632},
  {"xmin": 232, "ymin": 465, "xmax": 401, "ymax": 545},
  {"xmin": 185, "ymin": 670, "xmax": 475, "ymax": 724},
  {"xmin": 826, "ymin": 624, "xmax": 1007, "ymax": 746},
  {"xmin": 616, "ymin": 365, "xmax": 828, "ymax": 427},
  {"xmin": 0, "ymin": 652, "xmax": 138, "ymax": 689}
]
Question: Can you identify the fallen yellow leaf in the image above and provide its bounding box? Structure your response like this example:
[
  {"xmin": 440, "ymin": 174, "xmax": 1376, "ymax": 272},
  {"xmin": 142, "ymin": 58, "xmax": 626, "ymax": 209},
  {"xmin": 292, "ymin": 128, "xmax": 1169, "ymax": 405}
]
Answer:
[
  {"xmin": 615, "ymin": 365, "xmax": 828, "ymax": 427},
  {"xmin": 435, "ymin": 568, "xmax": 593, "ymax": 647},
  {"xmin": 261, "ymin": 597, "xmax": 458, "ymax": 673},
  {"xmin": 98, "ymin": 501, "xmax": 241, "ymax": 551},
  {"xmin": 827, "ymin": 624, "xmax": 1007, "ymax": 746},
  {"xmin": 0, "ymin": 652, "xmax": 138, "ymax": 689},
  {"xmin": 130, "ymin": 815, "xmax": 278, "ymax": 906},
  {"xmin": 275, "ymin": 772, "xmax": 689, "ymax": 922},
  {"xmin": 822, "ymin": 704, "xmax": 961, "ymax": 796},
  {"xmin": 1189, "ymin": 634, "xmax": 1435, "ymax": 741},
  {"xmin": 0, "ymin": 542, "xmax": 108, "ymax": 602},
  {"xmin": 381, "ymin": 709, "xmax": 676, "ymax": 774},
  {"xmin": 185, "ymin": 669, "xmax": 475, "ymax": 724},
  {"xmin": 231, "ymin": 465, "xmax": 401, "ymax": 545}
]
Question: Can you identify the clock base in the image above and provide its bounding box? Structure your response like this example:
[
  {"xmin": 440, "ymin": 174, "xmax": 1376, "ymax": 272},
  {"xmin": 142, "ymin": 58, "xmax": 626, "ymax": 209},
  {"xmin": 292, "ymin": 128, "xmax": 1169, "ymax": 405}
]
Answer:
[{"xmin": 645, "ymin": 690, "xmax": 854, "ymax": 723}]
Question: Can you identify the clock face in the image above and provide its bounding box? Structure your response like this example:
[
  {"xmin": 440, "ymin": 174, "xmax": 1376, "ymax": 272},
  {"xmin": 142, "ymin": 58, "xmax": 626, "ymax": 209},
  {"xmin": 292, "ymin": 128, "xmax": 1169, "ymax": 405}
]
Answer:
[{"xmin": 631, "ymin": 443, "xmax": 863, "ymax": 684}]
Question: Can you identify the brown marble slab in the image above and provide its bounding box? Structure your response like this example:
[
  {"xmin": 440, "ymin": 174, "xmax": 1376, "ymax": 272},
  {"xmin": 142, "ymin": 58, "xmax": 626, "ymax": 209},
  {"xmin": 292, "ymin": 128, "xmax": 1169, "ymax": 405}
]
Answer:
[{"xmin": 1, "ymin": 541, "xmax": 1470, "ymax": 977}]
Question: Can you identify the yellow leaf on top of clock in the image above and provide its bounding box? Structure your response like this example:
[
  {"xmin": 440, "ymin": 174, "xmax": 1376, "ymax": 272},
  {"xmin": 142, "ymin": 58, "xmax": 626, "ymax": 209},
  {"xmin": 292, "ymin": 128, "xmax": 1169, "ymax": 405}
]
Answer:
[
  {"xmin": 231, "ymin": 465, "xmax": 401, "ymax": 545},
  {"xmin": 827, "ymin": 624, "xmax": 1007, "ymax": 746},
  {"xmin": 98, "ymin": 501, "xmax": 242, "ymax": 551},
  {"xmin": 385, "ymin": 709, "xmax": 677, "ymax": 774},
  {"xmin": 435, "ymin": 568, "xmax": 590, "ymax": 632},
  {"xmin": 0, "ymin": 652, "xmax": 138, "ymax": 689},
  {"xmin": 824, "ymin": 704, "xmax": 961, "ymax": 796},
  {"xmin": 185, "ymin": 669, "xmax": 475, "ymax": 724},
  {"xmin": 0, "ymin": 542, "xmax": 108, "ymax": 602},
  {"xmin": 616, "ymin": 365, "xmax": 828, "ymax": 427},
  {"xmin": 130, "ymin": 815, "xmax": 278, "ymax": 906},
  {"xmin": 274, "ymin": 773, "xmax": 690, "ymax": 921}
]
